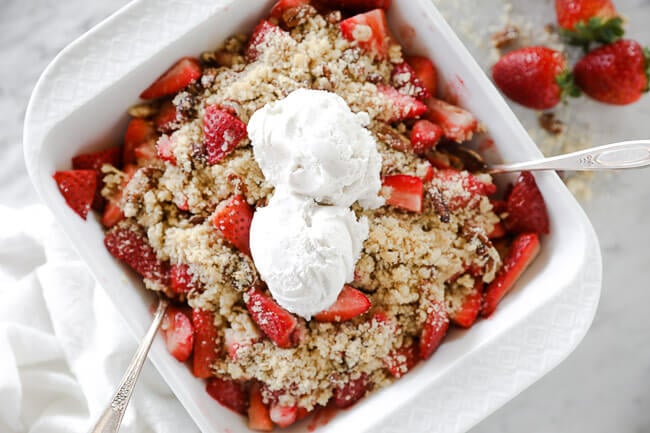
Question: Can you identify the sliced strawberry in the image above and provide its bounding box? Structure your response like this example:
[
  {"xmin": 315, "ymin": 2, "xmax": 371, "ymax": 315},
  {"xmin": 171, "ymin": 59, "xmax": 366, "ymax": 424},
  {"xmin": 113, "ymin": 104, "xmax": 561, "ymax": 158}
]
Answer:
[
  {"xmin": 270, "ymin": 403, "xmax": 298, "ymax": 428},
  {"xmin": 161, "ymin": 305, "xmax": 194, "ymax": 362},
  {"xmin": 101, "ymin": 164, "xmax": 137, "ymax": 229},
  {"xmin": 123, "ymin": 118, "xmax": 157, "ymax": 164},
  {"xmin": 246, "ymin": 20, "xmax": 288, "ymax": 61},
  {"xmin": 170, "ymin": 263, "xmax": 198, "ymax": 294},
  {"xmin": 313, "ymin": 286, "xmax": 371, "ymax": 322},
  {"xmin": 384, "ymin": 344, "xmax": 419, "ymax": 378},
  {"xmin": 72, "ymin": 147, "xmax": 121, "ymax": 211},
  {"xmin": 104, "ymin": 223, "xmax": 169, "ymax": 283},
  {"xmin": 212, "ymin": 195, "xmax": 254, "ymax": 256},
  {"xmin": 248, "ymin": 382, "xmax": 274, "ymax": 431},
  {"xmin": 505, "ymin": 171, "xmax": 550, "ymax": 235},
  {"xmin": 154, "ymin": 100, "xmax": 178, "ymax": 133},
  {"xmin": 450, "ymin": 279, "xmax": 484, "ymax": 328},
  {"xmin": 430, "ymin": 169, "xmax": 497, "ymax": 210},
  {"xmin": 391, "ymin": 62, "xmax": 431, "ymax": 101},
  {"xmin": 406, "ymin": 56, "xmax": 438, "ymax": 97},
  {"xmin": 410, "ymin": 120, "xmax": 443, "ymax": 154},
  {"xmin": 423, "ymin": 163, "xmax": 435, "ymax": 183},
  {"xmin": 244, "ymin": 287, "xmax": 298, "ymax": 349},
  {"xmin": 53, "ymin": 170, "xmax": 97, "ymax": 220},
  {"xmin": 156, "ymin": 135, "xmax": 176, "ymax": 165},
  {"xmin": 491, "ymin": 199, "xmax": 508, "ymax": 215},
  {"xmin": 482, "ymin": 233, "xmax": 541, "ymax": 317},
  {"xmin": 419, "ymin": 300, "xmax": 449, "ymax": 360},
  {"xmin": 376, "ymin": 84, "xmax": 428, "ymax": 123},
  {"xmin": 270, "ymin": 0, "xmax": 311, "ymax": 20},
  {"xmin": 206, "ymin": 377, "xmax": 249, "ymax": 416},
  {"xmin": 322, "ymin": 0, "xmax": 392, "ymax": 11},
  {"xmin": 224, "ymin": 327, "xmax": 259, "ymax": 360},
  {"xmin": 134, "ymin": 140, "xmax": 158, "ymax": 165},
  {"xmin": 382, "ymin": 174, "xmax": 424, "ymax": 213},
  {"xmin": 488, "ymin": 222, "xmax": 507, "ymax": 239},
  {"xmin": 140, "ymin": 57, "xmax": 202, "ymax": 100},
  {"xmin": 425, "ymin": 98, "xmax": 478, "ymax": 143},
  {"xmin": 340, "ymin": 9, "xmax": 392, "ymax": 60},
  {"xmin": 203, "ymin": 105, "xmax": 248, "ymax": 165},
  {"xmin": 333, "ymin": 373, "xmax": 370, "ymax": 408},
  {"xmin": 192, "ymin": 309, "xmax": 219, "ymax": 379},
  {"xmin": 296, "ymin": 406, "xmax": 311, "ymax": 421}
]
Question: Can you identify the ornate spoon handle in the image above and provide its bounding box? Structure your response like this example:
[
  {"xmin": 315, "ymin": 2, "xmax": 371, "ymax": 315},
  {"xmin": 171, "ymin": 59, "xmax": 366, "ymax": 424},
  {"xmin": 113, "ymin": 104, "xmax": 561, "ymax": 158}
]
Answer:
[{"xmin": 89, "ymin": 297, "xmax": 168, "ymax": 433}]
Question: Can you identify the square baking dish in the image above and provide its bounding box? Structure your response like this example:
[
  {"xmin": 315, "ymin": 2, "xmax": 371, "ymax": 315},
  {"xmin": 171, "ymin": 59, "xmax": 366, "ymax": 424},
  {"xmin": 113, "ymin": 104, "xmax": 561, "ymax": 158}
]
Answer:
[{"xmin": 23, "ymin": 1, "xmax": 602, "ymax": 432}]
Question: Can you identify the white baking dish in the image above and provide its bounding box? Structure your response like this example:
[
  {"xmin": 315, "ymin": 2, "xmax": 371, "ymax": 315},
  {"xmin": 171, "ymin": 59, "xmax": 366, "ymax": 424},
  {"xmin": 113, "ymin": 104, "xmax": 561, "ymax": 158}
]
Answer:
[{"xmin": 23, "ymin": 1, "xmax": 602, "ymax": 432}]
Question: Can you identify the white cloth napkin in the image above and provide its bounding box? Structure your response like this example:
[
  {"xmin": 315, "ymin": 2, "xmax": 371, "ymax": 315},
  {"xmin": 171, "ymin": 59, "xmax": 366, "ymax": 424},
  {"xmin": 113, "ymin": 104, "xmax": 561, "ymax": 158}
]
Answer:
[{"xmin": 0, "ymin": 205, "xmax": 199, "ymax": 433}]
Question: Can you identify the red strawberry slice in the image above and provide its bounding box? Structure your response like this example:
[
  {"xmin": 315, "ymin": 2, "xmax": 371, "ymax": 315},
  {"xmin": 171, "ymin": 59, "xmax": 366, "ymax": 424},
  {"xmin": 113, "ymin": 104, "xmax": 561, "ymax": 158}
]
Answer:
[
  {"xmin": 505, "ymin": 171, "xmax": 550, "ymax": 235},
  {"xmin": 156, "ymin": 135, "xmax": 176, "ymax": 165},
  {"xmin": 244, "ymin": 287, "xmax": 298, "ymax": 348},
  {"xmin": 555, "ymin": 0, "xmax": 622, "ymax": 46},
  {"xmin": 72, "ymin": 147, "xmax": 121, "ymax": 211},
  {"xmin": 482, "ymin": 233, "xmax": 541, "ymax": 317},
  {"xmin": 406, "ymin": 56, "xmax": 438, "ymax": 96},
  {"xmin": 270, "ymin": 403, "xmax": 298, "ymax": 428},
  {"xmin": 154, "ymin": 100, "xmax": 178, "ymax": 133},
  {"xmin": 224, "ymin": 327, "xmax": 260, "ymax": 360},
  {"xmin": 384, "ymin": 344, "xmax": 419, "ymax": 378},
  {"xmin": 410, "ymin": 120, "xmax": 443, "ymax": 154},
  {"xmin": 419, "ymin": 300, "xmax": 449, "ymax": 359},
  {"xmin": 340, "ymin": 9, "xmax": 392, "ymax": 60},
  {"xmin": 53, "ymin": 170, "xmax": 97, "ymax": 220},
  {"xmin": 212, "ymin": 195, "xmax": 254, "ymax": 256},
  {"xmin": 192, "ymin": 309, "xmax": 219, "ymax": 379},
  {"xmin": 296, "ymin": 406, "xmax": 311, "ymax": 421},
  {"xmin": 382, "ymin": 174, "xmax": 424, "ymax": 213},
  {"xmin": 333, "ymin": 373, "xmax": 370, "ymax": 408},
  {"xmin": 101, "ymin": 164, "xmax": 137, "ymax": 229},
  {"xmin": 391, "ymin": 62, "xmax": 431, "ymax": 101},
  {"xmin": 246, "ymin": 20, "xmax": 288, "ymax": 61},
  {"xmin": 123, "ymin": 118, "xmax": 157, "ymax": 165},
  {"xmin": 203, "ymin": 105, "xmax": 248, "ymax": 165},
  {"xmin": 170, "ymin": 263, "xmax": 198, "ymax": 295},
  {"xmin": 161, "ymin": 305, "xmax": 194, "ymax": 362},
  {"xmin": 140, "ymin": 57, "xmax": 202, "ymax": 100},
  {"xmin": 270, "ymin": 0, "xmax": 311, "ymax": 21},
  {"xmin": 450, "ymin": 279, "xmax": 484, "ymax": 328},
  {"xmin": 248, "ymin": 382, "xmax": 274, "ymax": 431},
  {"xmin": 423, "ymin": 163, "xmax": 435, "ymax": 183},
  {"xmin": 431, "ymin": 169, "xmax": 497, "ymax": 210},
  {"xmin": 206, "ymin": 377, "xmax": 249, "ymax": 416},
  {"xmin": 376, "ymin": 84, "xmax": 428, "ymax": 123},
  {"xmin": 104, "ymin": 223, "xmax": 169, "ymax": 284},
  {"xmin": 322, "ymin": 0, "xmax": 392, "ymax": 11},
  {"xmin": 313, "ymin": 285, "xmax": 371, "ymax": 322},
  {"xmin": 425, "ymin": 98, "xmax": 478, "ymax": 143}
]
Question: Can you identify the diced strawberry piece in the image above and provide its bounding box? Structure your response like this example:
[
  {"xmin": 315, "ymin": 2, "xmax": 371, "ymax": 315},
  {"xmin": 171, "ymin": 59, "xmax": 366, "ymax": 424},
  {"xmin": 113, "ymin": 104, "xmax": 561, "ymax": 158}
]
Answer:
[
  {"xmin": 154, "ymin": 100, "xmax": 178, "ymax": 133},
  {"xmin": 203, "ymin": 105, "xmax": 248, "ymax": 165},
  {"xmin": 377, "ymin": 84, "xmax": 428, "ymax": 123},
  {"xmin": 382, "ymin": 174, "xmax": 424, "ymax": 213},
  {"xmin": 270, "ymin": 403, "xmax": 298, "ymax": 428},
  {"xmin": 192, "ymin": 309, "xmax": 219, "ymax": 379},
  {"xmin": 391, "ymin": 62, "xmax": 431, "ymax": 101},
  {"xmin": 333, "ymin": 373, "xmax": 370, "ymax": 408},
  {"xmin": 156, "ymin": 135, "xmax": 176, "ymax": 165},
  {"xmin": 72, "ymin": 147, "xmax": 122, "ymax": 212},
  {"xmin": 270, "ymin": 0, "xmax": 311, "ymax": 20},
  {"xmin": 340, "ymin": 9, "xmax": 392, "ymax": 60},
  {"xmin": 488, "ymin": 222, "xmax": 506, "ymax": 239},
  {"xmin": 170, "ymin": 263, "xmax": 197, "ymax": 294},
  {"xmin": 450, "ymin": 279, "xmax": 484, "ymax": 328},
  {"xmin": 384, "ymin": 344, "xmax": 419, "ymax": 378},
  {"xmin": 425, "ymin": 98, "xmax": 478, "ymax": 143},
  {"xmin": 248, "ymin": 382, "xmax": 274, "ymax": 431},
  {"xmin": 104, "ymin": 223, "xmax": 169, "ymax": 283},
  {"xmin": 206, "ymin": 377, "xmax": 249, "ymax": 416},
  {"xmin": 134, "ymin": 140, "xmax": 158, "ymax": 164},
  {"xmin": 161, "ymin": 305, "xmax": 194, "ymax": 362},
  {"xmin": 504, "ymin": 171, "xmax": 550, "ymax": 235},
  {"xmin": 423, "ymin": 163, "xmax": 434, "ymax": 183},
  {"xmin": 244, "ymin": 287, "xmax": 298, "ymax": 349},
  {"xmin": 430, "ymin": 169, "xmax": 497, "ymax": 210},
  {"xmin": 419, "ymin": 300, "xmax": 449, "ymax": 359},
  {"xmin": 246, "ymin": 20, "xmax": 288, "ymax": 61},
  {"xmin": 410, "ymin": 120, "xmax": 443, "ymax": 154},
  {"xmin": 313, "ymin": 286, "xmax": 371, "ymax": 322},
  {"xmin": 482, "ymin": 233, "xmax": 541, "ymax": 317},
  {"xmin": 491, "ymin": 199, "xmax": 508, "ymax": 215},
  {"xmin": 53, "ymin": 170, "xmax": 97, "ymax": 220},
  {"xmin": 224, "ymin": 327, "xmax": 259, "ymax": 360},
  {"xmin": 322, "ymin": 0, "xmax": 392, "ymax": 11},
  {"xmin": 123, "ymin": 118, "xmax": 157, "ymax": 164},
  {"xmin": 101, "ymin": 164, "xmax": 137, "ymax": 228},
  {"xmin": 212, "ymin": 195, "xmax": 254, "ymax": 255},
  {"xmin": 140, "ymin": 57, "xmax": 202, "ymax": 100},
  {"xmin": 406, "ymin": 56, "xmax": 438, "ymax": 96}
]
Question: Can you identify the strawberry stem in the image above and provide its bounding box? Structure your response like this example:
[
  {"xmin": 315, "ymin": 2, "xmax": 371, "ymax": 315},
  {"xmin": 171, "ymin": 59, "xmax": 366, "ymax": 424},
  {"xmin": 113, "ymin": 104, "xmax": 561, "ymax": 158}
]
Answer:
[
  {"xmin": 560, "ymin": 16, "xmax": 625, "ymax": 50},
  {"xmin": 644, "ymin": 47, "xmax": 650, "ymax": 93},
  {"xmin": 556, "ymin": 70, "xmax": 582, "ymax": 102}
]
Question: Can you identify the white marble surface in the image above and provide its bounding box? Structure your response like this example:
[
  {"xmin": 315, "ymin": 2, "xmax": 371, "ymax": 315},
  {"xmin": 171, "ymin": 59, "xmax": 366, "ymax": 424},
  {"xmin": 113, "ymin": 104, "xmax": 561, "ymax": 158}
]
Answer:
[{"xmin": 1, "ymin": 0, "xmax": 648, "ymax": 432}]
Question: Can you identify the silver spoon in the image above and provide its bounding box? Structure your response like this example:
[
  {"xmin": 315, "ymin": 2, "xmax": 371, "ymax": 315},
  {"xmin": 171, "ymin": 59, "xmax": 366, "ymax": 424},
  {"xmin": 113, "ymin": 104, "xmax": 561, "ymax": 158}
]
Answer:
[
  {"xmin": 486, "ymin": 139, "xmax": 650, "ymax": 174},
  {"xmin": 89, "ymin": 297, "xmax": 169, "ymax": 433}
]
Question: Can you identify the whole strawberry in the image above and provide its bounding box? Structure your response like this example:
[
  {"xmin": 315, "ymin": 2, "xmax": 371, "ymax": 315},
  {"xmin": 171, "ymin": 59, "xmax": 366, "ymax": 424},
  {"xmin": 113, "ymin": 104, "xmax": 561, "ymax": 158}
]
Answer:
[
  {"xmin": 574, "ymin": 39, "xmax": 650, "ymax": 105},
  {"xmin": 492, "ymin": 46, "xmax": 580, "ymax": 110},
  {"xmin": 555, "ymin": 0, "xmax": 623, "ymax": 47}
]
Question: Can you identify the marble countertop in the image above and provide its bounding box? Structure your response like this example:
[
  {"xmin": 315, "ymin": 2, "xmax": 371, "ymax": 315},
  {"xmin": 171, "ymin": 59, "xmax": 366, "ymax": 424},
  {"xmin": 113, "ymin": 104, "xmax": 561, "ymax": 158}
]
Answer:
[{"xmin": 2, "ymin": 0, "xmax": 648, "ymax": 432}]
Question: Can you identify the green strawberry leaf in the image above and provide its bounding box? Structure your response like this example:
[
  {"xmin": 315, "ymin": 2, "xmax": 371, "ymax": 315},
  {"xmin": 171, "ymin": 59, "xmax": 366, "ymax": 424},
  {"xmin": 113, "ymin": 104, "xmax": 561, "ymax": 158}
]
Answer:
[
  {"xmin": 643, "ymin": 46, "xmax": 650, "ymax": 93},
  {"xmin": 556, "ymin": 71, "xmax": 582, "ymax": 102},
  {"xmin": 560, "ymin": 17, "xmax": 625, "ymax": 50}
]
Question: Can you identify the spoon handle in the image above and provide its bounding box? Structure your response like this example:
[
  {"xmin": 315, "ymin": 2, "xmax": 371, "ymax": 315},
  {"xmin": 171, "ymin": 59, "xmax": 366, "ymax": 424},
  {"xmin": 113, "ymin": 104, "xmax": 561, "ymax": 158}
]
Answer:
[
  {"xmin": 89, "ymin": 298, "xmax": 168, "ymax": 433},
  {"xmin": 488, "ymin": 140, "xmax": 650, "ymax": 174}
]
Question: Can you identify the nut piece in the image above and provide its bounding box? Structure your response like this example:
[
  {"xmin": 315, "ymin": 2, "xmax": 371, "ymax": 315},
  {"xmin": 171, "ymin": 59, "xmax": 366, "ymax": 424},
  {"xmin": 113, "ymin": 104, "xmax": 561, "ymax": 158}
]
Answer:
[
  {"xmin": 539, "ymin": 112, "xmax": 565, "ymax": 135},
  {"xmin": 128, "ymin": 102, "xmax": 159, "ymax": 118},
  {"xmin": 491, "ymin": 25, "xmax": 520, "ymax": 49}
]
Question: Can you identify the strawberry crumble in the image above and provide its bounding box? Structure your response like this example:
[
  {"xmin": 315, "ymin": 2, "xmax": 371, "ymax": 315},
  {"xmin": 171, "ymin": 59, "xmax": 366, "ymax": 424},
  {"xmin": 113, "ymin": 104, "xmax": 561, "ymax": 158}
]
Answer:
[{"xmin": 53, "ymin": 0, "xmax": 550, "ymax": 430}]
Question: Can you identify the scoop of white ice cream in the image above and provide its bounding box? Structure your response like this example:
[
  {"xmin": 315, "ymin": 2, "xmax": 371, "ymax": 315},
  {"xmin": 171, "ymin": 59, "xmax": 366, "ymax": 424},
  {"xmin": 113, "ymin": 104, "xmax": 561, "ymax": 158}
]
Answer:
[
  {"xmin": 248, "ymin": 89, "xmax": 384, "ymax": 209},
  {"xmin": 249, "ymin": 189, "xmax": 369, "ymax": 319}
]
